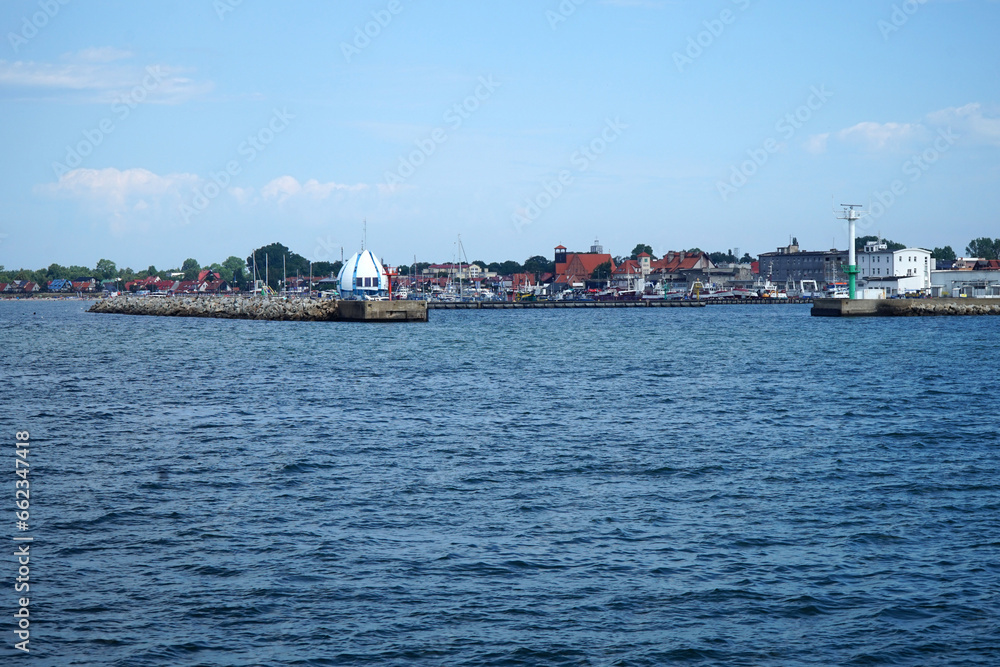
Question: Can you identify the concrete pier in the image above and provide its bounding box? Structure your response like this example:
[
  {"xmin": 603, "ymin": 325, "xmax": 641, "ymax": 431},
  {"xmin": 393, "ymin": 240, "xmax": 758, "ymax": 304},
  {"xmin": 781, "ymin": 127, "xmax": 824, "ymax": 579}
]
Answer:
[
  {"xmin": 337, "ymin": 300, "xmax": 428, "ymax": 321},
  {"xmin": 812, "ymin": 297, "xmax": 1000, "ymax": 317},
  {"xmin": 428, "ymin": 300, "xmax": 707, "ymax": 309},
  {"xmin": 88, "ymin": 296, "xmax": 428, "ymax": 322}
]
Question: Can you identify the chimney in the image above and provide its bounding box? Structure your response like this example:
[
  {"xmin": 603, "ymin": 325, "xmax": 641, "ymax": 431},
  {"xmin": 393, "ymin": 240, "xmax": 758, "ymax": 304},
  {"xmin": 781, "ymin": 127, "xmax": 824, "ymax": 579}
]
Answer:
[{"xmin": 679, "ymin": 252, "xmax": 686, "ymax": 261}]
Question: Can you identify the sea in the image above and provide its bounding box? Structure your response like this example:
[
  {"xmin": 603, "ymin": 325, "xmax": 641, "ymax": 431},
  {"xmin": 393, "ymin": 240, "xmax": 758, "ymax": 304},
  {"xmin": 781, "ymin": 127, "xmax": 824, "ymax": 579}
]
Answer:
[{"xmin": 2, "ymin": 299, "xmax": 999, "ymax": 666}]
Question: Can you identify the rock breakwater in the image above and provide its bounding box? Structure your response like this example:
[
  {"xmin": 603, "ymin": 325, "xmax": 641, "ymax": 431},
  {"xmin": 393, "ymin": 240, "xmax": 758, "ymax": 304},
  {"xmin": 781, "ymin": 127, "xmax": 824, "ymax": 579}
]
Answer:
[
  {"xmin": 887, "ymin": 301, "xmax": 1000, "ymax": 316},
  {"xmin": 89, "ymin": 296, "xmax": 341, "ymax": 321}
]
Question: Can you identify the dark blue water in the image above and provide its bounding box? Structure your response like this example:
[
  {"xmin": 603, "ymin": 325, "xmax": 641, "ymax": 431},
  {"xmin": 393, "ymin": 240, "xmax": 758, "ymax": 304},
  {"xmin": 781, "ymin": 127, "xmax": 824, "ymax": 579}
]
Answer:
[{"xmin": 2, "ymin": 300, "xmax": 999, "ymax": 666}]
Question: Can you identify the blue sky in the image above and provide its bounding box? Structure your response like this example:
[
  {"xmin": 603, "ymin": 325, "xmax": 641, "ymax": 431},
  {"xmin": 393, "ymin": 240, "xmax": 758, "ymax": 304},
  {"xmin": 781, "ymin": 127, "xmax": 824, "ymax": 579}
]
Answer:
[{"xmin": 1, "ymin": 0, "xmax": 998, "ymax": 270}]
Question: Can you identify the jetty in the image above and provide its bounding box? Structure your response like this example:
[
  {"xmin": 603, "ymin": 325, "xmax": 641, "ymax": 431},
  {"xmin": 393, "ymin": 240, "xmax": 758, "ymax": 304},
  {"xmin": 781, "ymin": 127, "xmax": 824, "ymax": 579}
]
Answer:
[
  {"xmin": 812, "ymin": 297, "xmax": 1000, "ymax": 317},
  {"xmin": 428, "ymin": 300, "xmax": 706, "ymax": 310},
  {"xmin": 88, "ymin": 296, "xmax": 428, "ymax": 322}
]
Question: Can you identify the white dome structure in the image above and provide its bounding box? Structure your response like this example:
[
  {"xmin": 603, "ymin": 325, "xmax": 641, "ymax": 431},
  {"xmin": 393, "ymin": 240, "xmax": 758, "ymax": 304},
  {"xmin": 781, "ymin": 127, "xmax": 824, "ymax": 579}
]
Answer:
[{"xmin": 338, "ymin": 250, "xmax": 388, "ymax": 299}]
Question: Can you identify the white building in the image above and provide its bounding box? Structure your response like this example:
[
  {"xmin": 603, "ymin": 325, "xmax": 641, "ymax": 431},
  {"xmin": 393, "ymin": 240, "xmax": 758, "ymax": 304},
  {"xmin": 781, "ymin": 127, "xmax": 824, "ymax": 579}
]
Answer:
[
  {"xmin": 857, "ymin": 241, "xmax": 933, "ymax": 294},
  {"xmin": 930, "ymin": 270, "xmax": 1000, "ymax": 297},
  {"xmin": 338, "ymin": 250, "xmax": 388, "ymax": 299}
]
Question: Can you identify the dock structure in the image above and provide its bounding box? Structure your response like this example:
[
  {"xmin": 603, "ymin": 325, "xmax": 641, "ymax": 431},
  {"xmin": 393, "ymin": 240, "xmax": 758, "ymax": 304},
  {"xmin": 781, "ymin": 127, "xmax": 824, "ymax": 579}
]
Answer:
[
  {"xmin": 812, "ymin": 297, "xmax": 1000, "ymax": 317},
  {"xmin": 429, "ymin": 300, "xmax": 705, "ymax": 310},
  {"xmin": 427, "ymin": 298, "xmax": 813, "ymax": 309},
  {"xmin": 88, "ymin": 296, "xmax": 428, "ymax": 322},
  {"xmin": 337, "ymin": 300, "xmax": 428, "ymax": 321}
]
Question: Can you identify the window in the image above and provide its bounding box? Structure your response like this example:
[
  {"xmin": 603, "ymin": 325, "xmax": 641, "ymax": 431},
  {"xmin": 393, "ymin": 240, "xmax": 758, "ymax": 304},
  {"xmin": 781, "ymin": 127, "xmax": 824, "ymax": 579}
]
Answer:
[{"xmin": 356, "ymin": 277, "xmax": 363, "ymax": 287}]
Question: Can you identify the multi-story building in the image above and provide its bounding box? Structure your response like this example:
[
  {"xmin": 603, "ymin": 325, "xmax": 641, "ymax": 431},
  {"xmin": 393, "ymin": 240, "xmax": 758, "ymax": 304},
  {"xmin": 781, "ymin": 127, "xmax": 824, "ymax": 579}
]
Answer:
[
  {"xmin": 856, "ymin": 240, "xmax": 933, "ymax": 294},
  {"xmin": 757, "ymin": 242, "xmax": 848, "ymax": 287},
  {"xmin": 553, "ymin": 241, "xmax": 616, "ymax": 288}
]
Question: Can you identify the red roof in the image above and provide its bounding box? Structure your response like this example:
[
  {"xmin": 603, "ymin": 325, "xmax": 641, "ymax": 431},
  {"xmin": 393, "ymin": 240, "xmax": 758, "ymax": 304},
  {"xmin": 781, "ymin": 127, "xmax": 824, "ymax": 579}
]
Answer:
[
  {"xmin": 555, "ymin": 253, "xmax": 615, "ymax": 283},
  {"xmin": 554, "ymin": 245, "xmax": 567, "ymax": 250},
  {"xmin": 613, "ymin": 260, "xmax": 641, "ymax": 275},
  {"xmin": 637, "ymin": 252, "xmax": 651, "ymax": 258},
  {"xmin": 651, "ymin": 252, "xmax": 711, "ymax": 273},
  {"xmin": 511, "ymin": 273, "xmax": 535, "ymax": 289}
]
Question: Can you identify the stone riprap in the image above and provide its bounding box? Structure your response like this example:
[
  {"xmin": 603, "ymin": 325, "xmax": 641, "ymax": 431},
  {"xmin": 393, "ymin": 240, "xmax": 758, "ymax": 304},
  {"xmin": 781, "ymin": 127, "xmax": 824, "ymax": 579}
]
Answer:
[
  {"xmin": 890, "ymin": 301, "xmax": 1000, "ymax": 316},
  {"xmin": 89, "ymin": 296, "xmax": 342, "ymax": 321}
]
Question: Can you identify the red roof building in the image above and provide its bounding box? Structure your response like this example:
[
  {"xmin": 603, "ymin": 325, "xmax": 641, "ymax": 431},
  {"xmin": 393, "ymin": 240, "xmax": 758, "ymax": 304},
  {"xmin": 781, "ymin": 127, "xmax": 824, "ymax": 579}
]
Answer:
[
  {"xmin": 553, "ymin": 244, "xmax": 616, "ymax": 284},
  {"xmin": 202, "ymin": 280, "xmax": 229, "ymax": 293},
  {"xmin": 154, "ymin": 280, "xmax": 178, "ymax": 292},
  {"xmin": 651, "ymin": 251, "xmax": 714, "ymax": 274},
  {"xmin": 613, "ymin": 259, "xmax": 642, "ymax": 276},
  {"xmin": 197, "ymin": 269, "xmax": 221, "ymax": 282}
]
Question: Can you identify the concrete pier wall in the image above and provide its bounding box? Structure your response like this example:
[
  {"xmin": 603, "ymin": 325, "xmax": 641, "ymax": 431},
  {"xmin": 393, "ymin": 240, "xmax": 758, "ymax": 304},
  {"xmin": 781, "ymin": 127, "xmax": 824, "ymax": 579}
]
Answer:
[
  {"xmin": 337, "ymin": 300, "xmax": 428, "ymax": 321},
  {"xmin": 812, "ymin": 297, "xmax": 1000, "ymax": 317}
]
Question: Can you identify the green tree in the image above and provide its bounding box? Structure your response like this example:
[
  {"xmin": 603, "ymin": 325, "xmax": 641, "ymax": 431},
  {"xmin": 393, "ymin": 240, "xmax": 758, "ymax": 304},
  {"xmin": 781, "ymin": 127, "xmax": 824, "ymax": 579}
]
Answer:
[
  {"xmin": 489, "ymin": 260, "xmax": 523, "ymax": 275},
  {"xmin": 218, "ymin": 256, "xmax": 245, "ymax": 282},
  {"xmin": 319, "ymin": 261, "xmax": 342, "ymax": 277},
  {"xmin": 95, "ymin": 259, "xmax": 117, "ymax": 280},
  {"xmin": 740, "ymin": 253, "xmax": 754, "ymax": 263},
  {"xmin": 709, "ymin": 250, "xmax": 738, "ymax": 264},
  {"xmin": 230, "ymin": 266, "xmax": 246, "ymax": 290},
  {"xmin": 630, "ymin": 244, "xmax": 656, "ymax": 259},
  {"xmin": 855, "ymin": 236, "xmax": 905, "ymax": 252},
  {"xmin": 523, "ymin": 255, "xmax": 554, "ymax": 276},
  {"xmin": 932, "ymin": 246, "xmax": 956, "ymax": 261},
  {"xmin": 181, "ymin": 258, "xmax": 201, "ymax": 281},
  {"xmin": 67, "ymin": 265, "xmax": 93, "ymax": 279},
  {"xmin": 46, "ymin": 263, "xmax": 66, "ymax": 279},
  {"xmin": 247, "ymin": 242, "xmax": 313, "ymax": 291},
  {"xmin": 591, "ymin": 261, "xmax": 613, "ymax": 280},
  {"xmin": 966, "ymin": 237, "xmax": 1000, "ymax": 260}
]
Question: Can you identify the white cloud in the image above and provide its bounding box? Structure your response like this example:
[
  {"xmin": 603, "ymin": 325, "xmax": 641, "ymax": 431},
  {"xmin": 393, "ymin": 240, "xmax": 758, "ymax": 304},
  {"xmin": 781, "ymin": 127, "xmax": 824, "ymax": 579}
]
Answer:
[
  {"xmin": 260, "ymin": 176, "xmax": 369, "ymax": 203},
  {"xmin": 927, "ymin": 103, "xmax": 1000, "ymax": 147},
  {"xmin": 805, "ymin": 132, "xmax": 830, "ymax": 154},
  {"xmin": 837, "ymin": 121, "xmax": 923, "ymax": 150},
  {"xmin": 36, "ymin": 167, "xmax": 199, "ymax": 233},
  {"xmin": 0, "ymin": 48, "xmax": 213, "ymax": 104},
  {"xmin": 70, "ymin": 47, "xmax": 134, "ymax": 64}
]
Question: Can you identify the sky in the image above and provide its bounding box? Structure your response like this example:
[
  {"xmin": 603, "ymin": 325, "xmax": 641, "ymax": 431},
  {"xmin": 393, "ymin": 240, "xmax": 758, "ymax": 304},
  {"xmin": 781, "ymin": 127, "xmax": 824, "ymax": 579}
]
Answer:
[{"xmin": 1, "ymin": 0, "xmax": 998, "ymax": 271}]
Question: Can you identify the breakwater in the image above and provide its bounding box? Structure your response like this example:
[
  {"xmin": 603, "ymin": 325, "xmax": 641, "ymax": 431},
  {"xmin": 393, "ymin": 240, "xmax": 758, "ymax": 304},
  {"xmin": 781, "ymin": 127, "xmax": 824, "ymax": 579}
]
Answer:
[
  {"xmin": 88, "ymin": 296, "xmax": 428, "ymax": 322},
  {"xmin": 812, "ymin": 297, "xmax": 1000, "ymax": 317}
]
